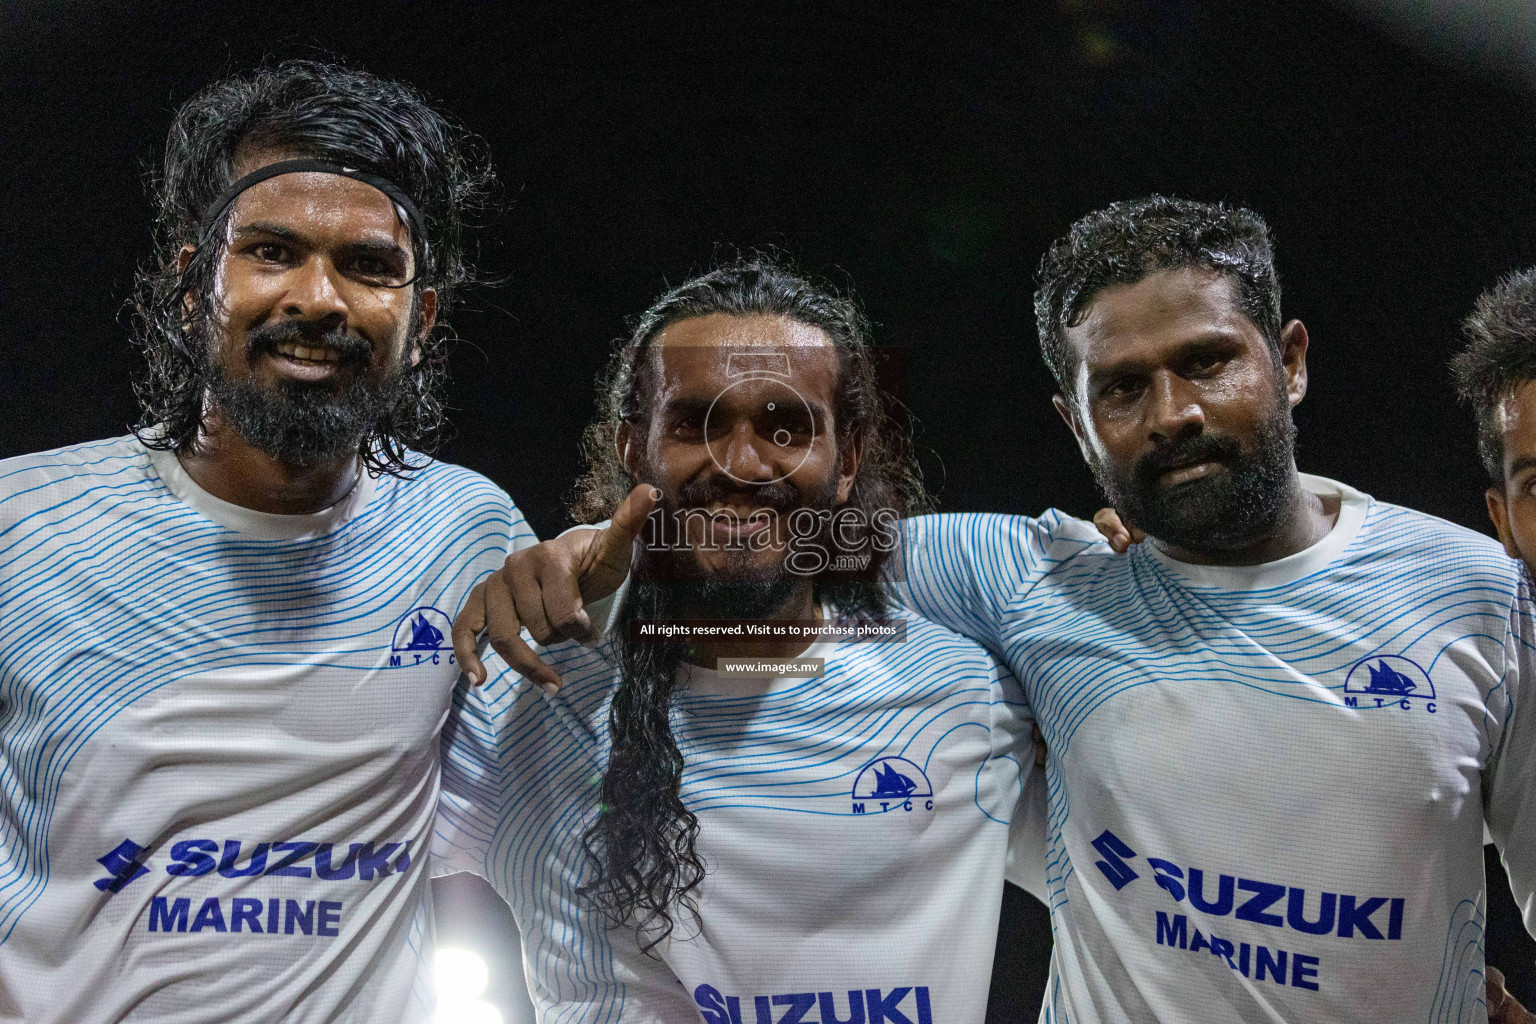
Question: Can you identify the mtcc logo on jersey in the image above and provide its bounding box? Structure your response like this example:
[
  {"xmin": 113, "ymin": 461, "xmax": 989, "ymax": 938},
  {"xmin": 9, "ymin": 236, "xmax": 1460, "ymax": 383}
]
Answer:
[
  {"xmin": 851, "ymin": 756, "xmax": 934, "ymax": 814},
  {"xmin": 388, "ymin": 606, "xmax": 455, "ymax": 668},
  {"xmin": 1343, "ymin": 655, "xmax": 1437, "ymax": 714}
]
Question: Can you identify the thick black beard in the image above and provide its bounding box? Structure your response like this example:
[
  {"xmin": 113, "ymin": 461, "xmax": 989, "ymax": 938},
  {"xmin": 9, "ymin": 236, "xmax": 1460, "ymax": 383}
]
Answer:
[
  {"xmin": 656, "ymin": 577, "xmax": 802, "ymax": 621},
  {"xmin": 201, "ymin": 320, "xmax": 407, "ymax": 467},
  {"xmin": 630, "ymin": 467, "xmax": 837, "ymax": 596},
  {"xmin": 631, "ymin": 538, "xmax": 806, "ymax": 621},
  {"xmin": 1090, "ymin": 388, "xmax": 1298, "ymax": 554}
]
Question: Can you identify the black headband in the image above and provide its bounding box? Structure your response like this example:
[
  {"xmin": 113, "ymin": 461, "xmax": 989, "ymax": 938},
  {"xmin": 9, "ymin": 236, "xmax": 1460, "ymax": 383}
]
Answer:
[{"xmin": 199, "ymin": 158, "xmax": 426, "ymax": 248}]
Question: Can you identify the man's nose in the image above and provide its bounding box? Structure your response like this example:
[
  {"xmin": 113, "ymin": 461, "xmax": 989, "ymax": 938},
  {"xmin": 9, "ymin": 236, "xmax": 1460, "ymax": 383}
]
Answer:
[
  {"xmin": 281, "ymin": 255, "xmax": 349, "ymax": 325},
  {"xmin": 1146, "ymin": 371, "xmax": 1205, "ymax": 444},
  {"xmin": 712, "ymin": 420, "xmax": 776, "ymax": 482}
]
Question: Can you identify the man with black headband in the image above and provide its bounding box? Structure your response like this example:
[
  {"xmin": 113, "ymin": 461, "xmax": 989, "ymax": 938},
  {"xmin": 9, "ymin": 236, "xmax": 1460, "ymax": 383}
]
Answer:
[{"xmin": 0, "ymin": 61, "xmax": 531, "ymax": 1021}]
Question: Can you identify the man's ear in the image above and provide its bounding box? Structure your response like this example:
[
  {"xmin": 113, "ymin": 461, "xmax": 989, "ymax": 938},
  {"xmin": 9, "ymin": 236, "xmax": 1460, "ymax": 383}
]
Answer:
[
  {"xmin": 834, "ymin": 430, "xmax": 864, "ymax": 505},
  {"xmin": 1487, "ymin": 485, "xmax": 1522, "ymax": 560},
  {"xmin": 408, "ymin": 287, "xmax": 438, "ymax": 367},
  {"xmin": 415, "ymin": 288, "xmax": 438, "ymax": 339},
  {"xmin": 178, "ymin": 245, "xmax": 197, "ymax": 320},
  {"xmin": 617, "ymin": 422, "xmax": 640, "ymax": 480},
  {"xmin": 1052, "ymin": 392, "xmax": 1095, "ymax": 464},
  {"xmin": 1279, "ymin": 319, "xmax": 1310, "ymax": 408}
]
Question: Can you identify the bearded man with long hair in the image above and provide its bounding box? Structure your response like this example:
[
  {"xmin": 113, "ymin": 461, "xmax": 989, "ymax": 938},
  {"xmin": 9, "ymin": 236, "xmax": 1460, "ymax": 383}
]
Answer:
[
  {"xmin": 440, "ymin": 256, "xmax": 1039, "ymax": 1024},
  {"xmin": 0, "ymin": 60, "xmax": 532, "ymax": 1022}
]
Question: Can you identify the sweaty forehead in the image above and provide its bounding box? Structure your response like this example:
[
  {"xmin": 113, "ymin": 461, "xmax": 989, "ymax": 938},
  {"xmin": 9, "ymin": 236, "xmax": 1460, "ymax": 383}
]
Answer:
[
  {"xmin": 1496, "ymin": 381, "xmax": 1536, "ymax": 463},
  {"xmin": 648, "ymin": 314, "xmax": 839, "ymax": 394},
  {"xmin": 222, "ymin": 149, "xmax": 408, "ymax": 243},
  {"xmin": 653, "ymin": 313, "xmax": 832, "ymax": 351},
  {"xmin": 1067, "ymin": 268, "xmax": 1255, "ymax": 363}
]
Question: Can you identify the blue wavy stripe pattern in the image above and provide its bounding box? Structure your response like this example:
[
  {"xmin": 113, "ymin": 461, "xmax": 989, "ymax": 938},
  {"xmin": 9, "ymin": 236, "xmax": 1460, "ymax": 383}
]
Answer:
[
  {"xmin": 437, "ymin": 614, "xmax": 1025, "ymax": 1022},
  {"xmin": 895, "ymin": 505, "xmax": 1526, "ymax": 1022},
  {"xmin": 0, "ymin": 436, "xmax": 532, "ymax": 1007}
]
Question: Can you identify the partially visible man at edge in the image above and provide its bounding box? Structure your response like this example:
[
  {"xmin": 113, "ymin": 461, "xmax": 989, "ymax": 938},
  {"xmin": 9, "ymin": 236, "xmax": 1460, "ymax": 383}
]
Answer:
[
  {"xmin": 463, "ymin": 198, "xmax": 1536, "ymax": 1022},
  {"xmin": 1452, "ymin": 268, "xmax": 1536, "ymax": 1023},
  {"xmin": 0, "ymin": 61, "xmax": 533, "ymax": 1021},
  {"xmin": 437, "ymin": 257, "xmax": 1041, "ymax": 1023}
]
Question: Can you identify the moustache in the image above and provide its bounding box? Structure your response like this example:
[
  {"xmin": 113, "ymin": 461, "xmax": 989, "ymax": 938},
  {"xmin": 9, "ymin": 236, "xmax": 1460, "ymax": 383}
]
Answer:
[
  {"xmin": 666, "ymin": 475, "xmax": 807, "ymax": 516},
  {"xmin": 1133, "ymin": 432, "xmax": 1244, "ymax": 488},
  {"xmin": 244, "ymin": 321, "xmax": 373, "ymax": 368}
]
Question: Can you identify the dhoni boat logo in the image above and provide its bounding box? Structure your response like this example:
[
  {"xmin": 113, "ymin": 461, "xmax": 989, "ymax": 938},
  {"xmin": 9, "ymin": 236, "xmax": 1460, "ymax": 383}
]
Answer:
[
  {"xmin": 851, "ymin": 756, "xmax": 934, "ymax": 814},
  {"xmin": 1343, "ymin": 654, "xmax": 1437, "ymax": 713},
  {"xmin": 388, "ymin": 606, "xmax": 454, "ymax": 668}
]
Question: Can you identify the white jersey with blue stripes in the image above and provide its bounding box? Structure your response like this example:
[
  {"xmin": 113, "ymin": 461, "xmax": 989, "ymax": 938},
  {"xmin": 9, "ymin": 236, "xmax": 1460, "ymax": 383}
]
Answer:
[
  {"xmin": 895, "ymin": 474, "xmax": 1536, "ymax": 1024},
  {"xmin": 0, "ymin": 435, "xmax": 533, "ymax": 1023},
  {"xmin": 436, "ymin": 608, "xmax": 1035, "ymax": 1024}
]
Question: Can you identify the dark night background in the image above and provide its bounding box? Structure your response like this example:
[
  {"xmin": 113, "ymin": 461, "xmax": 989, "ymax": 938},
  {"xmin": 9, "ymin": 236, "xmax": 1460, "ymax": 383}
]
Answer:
[{"xmin": 6, "ymin": 1, "xmax": 1536, "ymax": 1018}]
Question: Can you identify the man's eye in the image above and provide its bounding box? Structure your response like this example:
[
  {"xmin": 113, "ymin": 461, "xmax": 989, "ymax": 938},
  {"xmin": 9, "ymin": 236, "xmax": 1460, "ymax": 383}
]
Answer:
[
  {"xmin": 1102, "ymin": 378, "xmax": 1141, "ymax": 399},
  {"xmin": 351, "ymin": 256, "xmax": 403, "ymax": 279},
  {"xmin": 764, "ymin": 406, "xmax": 810, "ymax": 427},
  {"xmin": 770, "ymin": 420, "xmax": 813, "ymax": 442},
  {"xmin": 672, "ymin": 415, "xmax": 704, "ymax": 435},
  {"xmin": 252, "ymin": 243, "xmax": 289, "ymax": 263}
]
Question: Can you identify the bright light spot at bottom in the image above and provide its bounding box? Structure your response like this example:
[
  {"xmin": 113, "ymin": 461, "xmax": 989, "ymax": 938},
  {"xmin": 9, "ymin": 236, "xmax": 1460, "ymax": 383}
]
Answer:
[
  {"xmin": 436, "ymin": 948, "xmax": 490, "ymax": 998},
  {"xmin": 434, "ymin": 948, "xmax": 501, "ymax": 1024},
  {"xmin": 433, "ymin": 1001, "xmax": 502, "ymax": 1024}
]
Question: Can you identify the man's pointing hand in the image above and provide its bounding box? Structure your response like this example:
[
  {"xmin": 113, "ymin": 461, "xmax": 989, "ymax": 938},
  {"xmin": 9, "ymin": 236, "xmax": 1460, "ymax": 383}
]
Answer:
[{"xmin": 452, "ymin": 484, "xmax": 658, "ymax": 692}]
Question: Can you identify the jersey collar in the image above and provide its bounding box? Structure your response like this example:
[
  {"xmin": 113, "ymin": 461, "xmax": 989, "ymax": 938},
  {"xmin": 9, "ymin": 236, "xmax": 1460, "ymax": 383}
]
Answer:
[
  {"xmin": 1141, "ymin": 473, "xmax": 1370, "ymax": 591},
  {"xmin": 677, "ymin": 603, "xmax": 842, "ymax": 697},
  {"xmin": 143, "ymin": 438, "xmax": 378, "ymax": 540}
]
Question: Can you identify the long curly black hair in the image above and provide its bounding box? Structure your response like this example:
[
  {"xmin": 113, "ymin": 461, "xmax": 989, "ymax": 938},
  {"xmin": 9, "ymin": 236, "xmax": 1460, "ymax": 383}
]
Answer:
[
  {"xmin": 573, "ymin": 254, "xmax": 928, "ymax": 950},
  {"xmin": 129, "ymin": 59, "xmax": 495, "ymax": 475}
]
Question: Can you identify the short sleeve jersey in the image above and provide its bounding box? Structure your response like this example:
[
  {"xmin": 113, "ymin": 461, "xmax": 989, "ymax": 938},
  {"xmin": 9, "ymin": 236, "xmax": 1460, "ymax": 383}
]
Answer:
[
  {"xmin": 437, "ymin": 611, "xmax": 1034, "ymax": 1024},
  {"xmin": 894, "ymin": 475, "xmax": 1536, "ymax": 1024},
  {"xmin": 0, "ymin": 435, "xmax": 534, "ymax": 1023}
]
